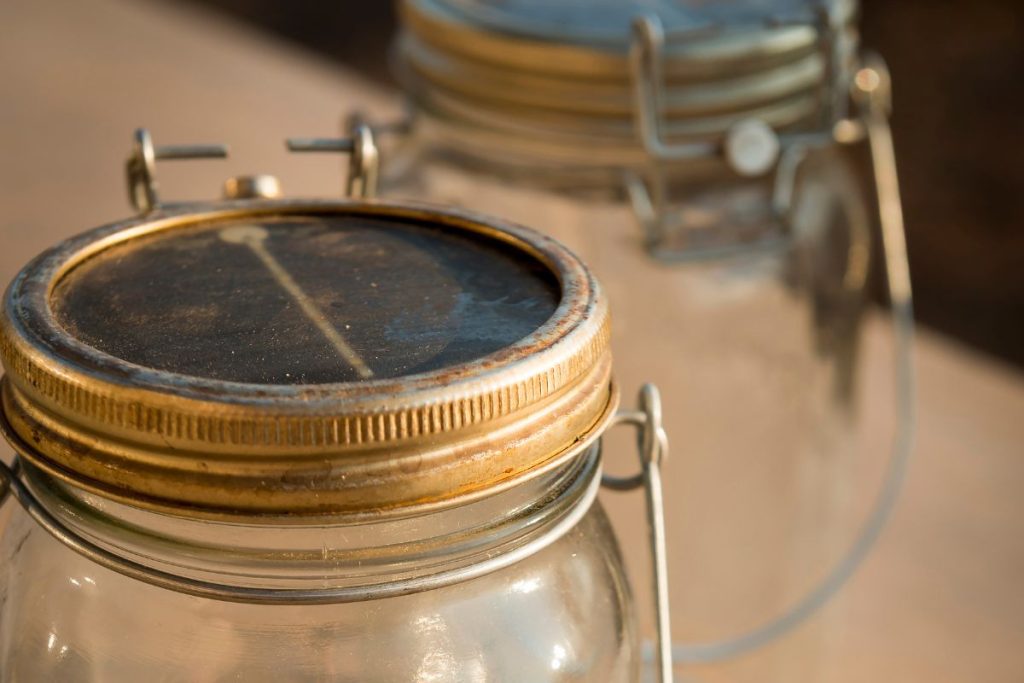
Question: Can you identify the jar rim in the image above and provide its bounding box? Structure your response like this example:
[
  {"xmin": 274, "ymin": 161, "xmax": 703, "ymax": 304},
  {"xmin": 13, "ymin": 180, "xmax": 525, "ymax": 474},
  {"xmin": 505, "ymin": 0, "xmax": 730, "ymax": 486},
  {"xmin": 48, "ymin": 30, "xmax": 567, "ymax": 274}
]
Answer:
[{"xmin": 14, "ymin": 446, "xmax": 604, "ymax": 601}]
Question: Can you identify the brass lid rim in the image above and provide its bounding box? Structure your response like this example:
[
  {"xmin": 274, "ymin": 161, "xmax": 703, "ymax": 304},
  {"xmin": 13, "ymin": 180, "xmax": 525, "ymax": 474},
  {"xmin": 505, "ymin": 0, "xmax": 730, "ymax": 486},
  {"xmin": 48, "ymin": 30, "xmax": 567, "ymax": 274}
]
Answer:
[
  {"xmin": 1, "ymin": 374, "xmax": 618, "ymax": 520},
  {"xmin": 2, "ymin": 201, "xmax": 601, "ymax": 413},
  {"xmin": 408, "ymin": 88, "xmax": 820, "ymax": 171},
  {"xmin": 1, "ymin": 199, "xmax": 616, "ymax": 515},
  {"xmin": 399, "ymin": 32, "xmax": 826, "ymax": 120},
  {"xmin": 1, "ymin": 308, "xmax": 611, "ymax": 451}
]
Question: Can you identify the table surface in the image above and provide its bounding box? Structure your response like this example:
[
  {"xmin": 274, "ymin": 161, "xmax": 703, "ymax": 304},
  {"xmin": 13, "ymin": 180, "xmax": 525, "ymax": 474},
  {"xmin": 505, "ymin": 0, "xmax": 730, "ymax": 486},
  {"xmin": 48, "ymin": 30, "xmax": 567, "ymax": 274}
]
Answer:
[{"xmin": 1, "ymin": 1, "xmax": 1022, "ymax": 681}]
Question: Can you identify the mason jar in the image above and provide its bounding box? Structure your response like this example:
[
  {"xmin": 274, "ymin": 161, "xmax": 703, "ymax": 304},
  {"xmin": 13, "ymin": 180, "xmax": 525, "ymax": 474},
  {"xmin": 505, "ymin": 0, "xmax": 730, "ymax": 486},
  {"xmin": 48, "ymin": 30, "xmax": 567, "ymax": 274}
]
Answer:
[
  {"xmin": 0, "ymin": 131, "xmax": 678, "ymax": 681},
  {"xmin": 311, "ymin": 1, "xmax": 915, "ymax": 680}
]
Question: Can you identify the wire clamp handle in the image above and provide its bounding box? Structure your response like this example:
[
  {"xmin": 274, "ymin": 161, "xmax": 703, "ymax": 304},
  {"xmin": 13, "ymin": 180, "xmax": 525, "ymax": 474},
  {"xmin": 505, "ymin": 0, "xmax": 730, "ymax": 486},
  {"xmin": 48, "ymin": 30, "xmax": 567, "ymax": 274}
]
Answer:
[
  {"xmin": 126, "ymin": 128, "xmax": 229, "ymax": 213},
  {"xmin": 602, "ymin": 384, "xmax": 674, "ymax": 683}
]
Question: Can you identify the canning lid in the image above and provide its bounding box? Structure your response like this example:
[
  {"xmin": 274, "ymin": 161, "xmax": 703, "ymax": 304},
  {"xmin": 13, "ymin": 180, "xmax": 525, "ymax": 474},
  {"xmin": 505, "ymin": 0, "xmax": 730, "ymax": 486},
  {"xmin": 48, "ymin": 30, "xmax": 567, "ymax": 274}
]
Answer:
[
  {"xmin": 0, "ymin": 199, "xmax": 615, "ymax": 517},
  {"xmin": 398, "ymin": 0, "xmax": 858, "ymax": 172}
]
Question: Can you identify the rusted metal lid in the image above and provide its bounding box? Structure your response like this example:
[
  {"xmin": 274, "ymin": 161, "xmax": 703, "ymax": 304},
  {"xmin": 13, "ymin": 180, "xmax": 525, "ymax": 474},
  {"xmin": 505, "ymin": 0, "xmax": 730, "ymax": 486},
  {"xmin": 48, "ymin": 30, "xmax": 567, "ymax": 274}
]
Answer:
[{"xmin": 0, "ymin": 199, "xmax": 615, "ymax": 518}]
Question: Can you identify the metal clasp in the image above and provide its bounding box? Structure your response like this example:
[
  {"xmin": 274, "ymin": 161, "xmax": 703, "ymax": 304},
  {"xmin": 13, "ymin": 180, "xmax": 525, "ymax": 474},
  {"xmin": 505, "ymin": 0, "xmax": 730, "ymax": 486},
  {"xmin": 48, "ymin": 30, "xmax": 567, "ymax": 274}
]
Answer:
[
  {"xmin": 628, "ymin": 14, "xmax": 786, "ymax": 257},
  {"xmin": 126, "ymin": 128, "xmax": 229, "ymax": 213},
  {"xmin": 286, "ymin": 116, "xmax": 380, "ymax": 199},
  {"xmin": 601, "ymin": 384, "xmax": 674, "ymax": 683},
  {"xmin": 631, "ymin": 16, "xmax": 781, "ymax": 176},
  {"xmin": 627, "ymin": 12, "xmax": 864, "ymax": 258}
]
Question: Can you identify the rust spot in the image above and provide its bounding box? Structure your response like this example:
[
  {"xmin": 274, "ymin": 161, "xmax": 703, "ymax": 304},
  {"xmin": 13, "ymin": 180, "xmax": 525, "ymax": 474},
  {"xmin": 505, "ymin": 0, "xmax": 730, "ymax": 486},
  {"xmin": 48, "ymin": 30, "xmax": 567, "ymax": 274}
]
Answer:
[{"xmin": 397, "ymin": 453, "xmax": 424, "ymax": 475}]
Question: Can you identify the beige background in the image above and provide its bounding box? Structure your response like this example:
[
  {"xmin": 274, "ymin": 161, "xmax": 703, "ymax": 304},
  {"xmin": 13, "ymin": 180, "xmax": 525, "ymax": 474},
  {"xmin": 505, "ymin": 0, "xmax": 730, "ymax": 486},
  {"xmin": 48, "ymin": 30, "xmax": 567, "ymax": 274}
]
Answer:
[{"xmin": 1, "ymin": 0, "xmax": 1022, "ymax": 680}]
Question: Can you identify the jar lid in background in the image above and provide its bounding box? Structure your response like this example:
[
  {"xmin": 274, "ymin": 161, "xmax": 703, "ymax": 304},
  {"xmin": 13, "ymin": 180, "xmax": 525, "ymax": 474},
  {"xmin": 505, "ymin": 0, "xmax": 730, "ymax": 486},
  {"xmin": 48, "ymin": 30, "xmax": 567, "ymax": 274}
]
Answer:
[
  {"xmin": 397, "ymin": 0, "xmax": 858, "ymax": 175},
  {"xmin": 0, "ymin": 200, "xmax": 615, "ymax": 518}
]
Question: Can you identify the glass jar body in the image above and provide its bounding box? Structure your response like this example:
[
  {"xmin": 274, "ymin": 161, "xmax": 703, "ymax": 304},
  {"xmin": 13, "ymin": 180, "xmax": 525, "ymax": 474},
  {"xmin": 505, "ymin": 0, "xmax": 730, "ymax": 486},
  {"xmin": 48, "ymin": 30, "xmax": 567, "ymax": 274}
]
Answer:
[
  {"xmin": 0, "ymin": 477, "xmax": 637, "ymax": 682},
  {"xmin": 381, "ymin": 139, "xmax": 873, "ymax": 680}
]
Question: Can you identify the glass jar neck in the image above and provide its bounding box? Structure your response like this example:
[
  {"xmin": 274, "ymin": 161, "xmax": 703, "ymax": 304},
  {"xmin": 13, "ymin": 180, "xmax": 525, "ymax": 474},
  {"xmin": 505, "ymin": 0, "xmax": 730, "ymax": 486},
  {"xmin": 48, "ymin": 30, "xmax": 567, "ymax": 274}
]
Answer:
[{"xmin": 19, "ymin": 447, "xmax": 601, "ymax": 596}]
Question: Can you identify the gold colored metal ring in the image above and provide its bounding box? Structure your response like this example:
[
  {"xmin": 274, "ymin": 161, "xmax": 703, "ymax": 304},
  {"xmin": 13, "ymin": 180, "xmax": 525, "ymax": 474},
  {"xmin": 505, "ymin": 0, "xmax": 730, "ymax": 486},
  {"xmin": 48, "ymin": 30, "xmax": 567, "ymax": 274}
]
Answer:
[{"xmin": 0, "ymin": 199, "xmax": 617, "ymax": 519}]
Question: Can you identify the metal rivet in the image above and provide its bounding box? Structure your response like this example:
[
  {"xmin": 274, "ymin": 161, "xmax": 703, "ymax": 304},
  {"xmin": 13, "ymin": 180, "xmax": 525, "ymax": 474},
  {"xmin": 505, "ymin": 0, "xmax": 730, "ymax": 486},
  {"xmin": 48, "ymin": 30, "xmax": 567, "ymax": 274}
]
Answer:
[{"xmin": 724, "ymin": 119, "xmax": 781, "ymax": 178}]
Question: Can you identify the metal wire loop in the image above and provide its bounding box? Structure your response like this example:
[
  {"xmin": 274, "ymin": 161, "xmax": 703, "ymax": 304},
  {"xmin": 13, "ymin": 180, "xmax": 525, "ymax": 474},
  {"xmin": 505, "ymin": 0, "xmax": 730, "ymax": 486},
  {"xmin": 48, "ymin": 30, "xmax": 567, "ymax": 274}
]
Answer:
[
  {"xmin": 125, "ymin": 128, "xmax": 228, "ymax": 213},
  {"xmin": 601, "ymin": 385, "xmax": 669, "ymax": 491},
  {"xmin": 286, "ymin": 117, "xmax": 381, "ymax": 199},
  {"xmin": 601, "ymin": 383, "xmax": 674, "ymax": 683}
]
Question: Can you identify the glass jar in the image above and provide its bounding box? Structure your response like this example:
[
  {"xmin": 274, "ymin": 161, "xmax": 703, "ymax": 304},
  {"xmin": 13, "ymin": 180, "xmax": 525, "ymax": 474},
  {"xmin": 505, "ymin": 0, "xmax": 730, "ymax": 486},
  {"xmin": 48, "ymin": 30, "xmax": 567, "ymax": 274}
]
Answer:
[
  {"xmin": 0, "ymin": 462, "xmax": 634, "ymax": 681},
  {"xmin": 332, "ymin": 1, "xmax": 914, "ymax": 680},
  {"xmin": 0, "ymin": 133, "xmax": 677, "ymax": 681}
]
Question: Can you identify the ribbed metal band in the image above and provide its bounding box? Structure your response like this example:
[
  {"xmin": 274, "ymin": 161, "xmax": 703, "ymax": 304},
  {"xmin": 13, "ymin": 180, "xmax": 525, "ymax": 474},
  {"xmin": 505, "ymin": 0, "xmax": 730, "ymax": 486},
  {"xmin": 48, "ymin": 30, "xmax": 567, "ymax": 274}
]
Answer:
[{"xmin": 0, "ymin": 199, "xmax": 617, "ymax": 517}]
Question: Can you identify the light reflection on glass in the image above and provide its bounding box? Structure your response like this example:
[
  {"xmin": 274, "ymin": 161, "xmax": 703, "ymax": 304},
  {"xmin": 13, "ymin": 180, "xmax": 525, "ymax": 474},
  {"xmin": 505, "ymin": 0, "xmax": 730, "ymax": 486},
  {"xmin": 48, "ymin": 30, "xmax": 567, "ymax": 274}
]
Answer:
[
  {"xmin": 550, "ymin": 643, "xmax": 567, "ymax": 671},
  {"xmin": 414, "ymin": 614, "xmax": 457, "ymax": 682},
  {"xmin": 511, "ymin": 577, "xmax": 541, "ymax": 594}
]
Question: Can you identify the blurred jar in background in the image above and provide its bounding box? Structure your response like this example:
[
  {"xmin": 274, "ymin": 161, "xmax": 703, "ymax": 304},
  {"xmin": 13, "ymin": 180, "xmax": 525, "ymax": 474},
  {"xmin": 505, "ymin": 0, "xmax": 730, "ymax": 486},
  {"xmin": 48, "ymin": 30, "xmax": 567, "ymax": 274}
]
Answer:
[{"xmin": 331, "ymin": 0, "xmax": 911, "ymax": 680}]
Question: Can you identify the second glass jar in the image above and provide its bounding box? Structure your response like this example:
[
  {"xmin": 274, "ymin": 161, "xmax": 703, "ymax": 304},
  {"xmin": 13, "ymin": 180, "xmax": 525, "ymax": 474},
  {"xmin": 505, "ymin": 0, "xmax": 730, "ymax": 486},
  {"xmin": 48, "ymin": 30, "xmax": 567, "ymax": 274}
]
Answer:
[{"xmin": 325, "ymin": 0, "xmax": 904, "ymax": 680}]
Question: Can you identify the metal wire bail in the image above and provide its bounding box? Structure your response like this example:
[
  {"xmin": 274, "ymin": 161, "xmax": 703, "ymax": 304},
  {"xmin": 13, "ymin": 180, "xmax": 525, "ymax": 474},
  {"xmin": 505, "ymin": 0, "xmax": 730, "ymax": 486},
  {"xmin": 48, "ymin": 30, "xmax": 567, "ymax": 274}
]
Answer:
[
  {"xmin": 601, "ymin": 384, "xmax": 674, "ymax": 683},
  {"xmin": 125, "ymin": 128, "xmax": 229, "ymax": 213},
  {"xmin": 286, "ymin": 116, "xmax": 381, "ymax": 199}
]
